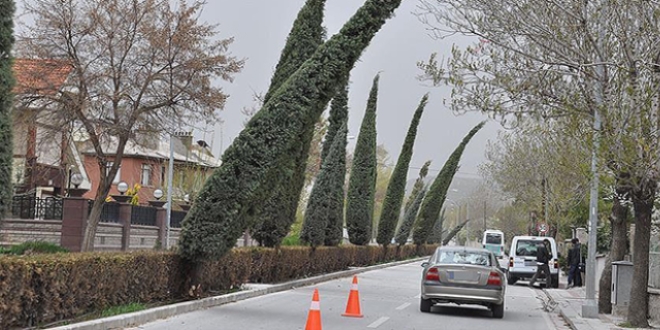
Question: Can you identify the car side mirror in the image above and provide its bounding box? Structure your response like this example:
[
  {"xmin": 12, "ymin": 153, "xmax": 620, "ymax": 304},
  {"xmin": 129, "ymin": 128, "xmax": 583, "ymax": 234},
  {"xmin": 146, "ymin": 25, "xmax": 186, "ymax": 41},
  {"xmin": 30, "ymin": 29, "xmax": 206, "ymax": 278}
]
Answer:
[{"xmin": 421, "ymin": 262, "xmax": 430, "ymax": 268}]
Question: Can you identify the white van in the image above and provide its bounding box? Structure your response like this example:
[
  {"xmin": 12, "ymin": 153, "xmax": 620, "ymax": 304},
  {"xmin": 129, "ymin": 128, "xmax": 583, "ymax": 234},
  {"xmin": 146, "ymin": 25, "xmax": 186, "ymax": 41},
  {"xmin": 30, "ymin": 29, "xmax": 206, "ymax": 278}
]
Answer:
[
  {"xmin": 506, "ymin": 236, "xmax": 559, "ymax": 288},
  {"xmin": 482, "ymin": 230, "xmax": 505, "ymax": 259}
]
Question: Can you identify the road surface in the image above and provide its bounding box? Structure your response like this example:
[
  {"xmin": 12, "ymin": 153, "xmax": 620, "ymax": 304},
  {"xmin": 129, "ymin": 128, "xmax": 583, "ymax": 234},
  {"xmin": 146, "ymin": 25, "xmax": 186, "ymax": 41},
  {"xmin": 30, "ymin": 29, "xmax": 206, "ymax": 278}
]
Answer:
[{"xmin": 128, "ymin": 261, "xmax": 564, "ymax": 330}]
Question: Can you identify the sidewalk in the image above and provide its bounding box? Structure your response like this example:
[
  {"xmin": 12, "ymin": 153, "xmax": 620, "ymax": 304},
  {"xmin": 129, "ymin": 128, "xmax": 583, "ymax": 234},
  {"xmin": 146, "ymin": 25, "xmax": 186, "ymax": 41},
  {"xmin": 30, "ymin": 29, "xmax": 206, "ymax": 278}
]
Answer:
[{"xmin": 543, "ymin": 287, "xmax": 656, "ymax": 330}]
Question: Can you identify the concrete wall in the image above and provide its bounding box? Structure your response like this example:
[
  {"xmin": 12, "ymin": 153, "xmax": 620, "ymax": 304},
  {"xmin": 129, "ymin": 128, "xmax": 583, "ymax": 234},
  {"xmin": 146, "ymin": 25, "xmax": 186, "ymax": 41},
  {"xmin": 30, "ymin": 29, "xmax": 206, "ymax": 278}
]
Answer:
[
  {"xmin": 0, "ymin": 218, "xmax": 62, "ymax": 246},
  {"xmin": 94, "ymin": 223, "xmax": 123, "ymax": 251},
  {"xmin": 650, "ymin": 288, "xmax": 660, "ymax": 326}
]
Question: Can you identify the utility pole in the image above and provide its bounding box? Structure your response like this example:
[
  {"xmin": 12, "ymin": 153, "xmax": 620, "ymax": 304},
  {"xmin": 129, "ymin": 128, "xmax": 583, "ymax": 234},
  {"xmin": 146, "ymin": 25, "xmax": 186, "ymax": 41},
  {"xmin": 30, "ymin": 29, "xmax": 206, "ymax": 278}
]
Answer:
[
  {"xmin": 483, "ymin": 200, "xmax": 487, "ymax": 232},
  {"xmin": 165, "ymin": 131, "xmax": 193, "ymax": 250},
  {"xmin": 582, "ymin": 0, "xmax": 606, "ymax": 319}
]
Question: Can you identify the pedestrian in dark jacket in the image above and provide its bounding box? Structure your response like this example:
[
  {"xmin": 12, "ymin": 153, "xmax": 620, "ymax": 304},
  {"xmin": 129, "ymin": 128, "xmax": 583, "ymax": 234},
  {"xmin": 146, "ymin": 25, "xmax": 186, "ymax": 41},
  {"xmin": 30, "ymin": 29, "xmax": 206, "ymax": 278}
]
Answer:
[
  {"xmin": 567, "ymin": 238, "xmax": 582, "ymax": 288},
  {"xmin": 529, "ymin": 239, "xmax": 553, "ymax": 288}
]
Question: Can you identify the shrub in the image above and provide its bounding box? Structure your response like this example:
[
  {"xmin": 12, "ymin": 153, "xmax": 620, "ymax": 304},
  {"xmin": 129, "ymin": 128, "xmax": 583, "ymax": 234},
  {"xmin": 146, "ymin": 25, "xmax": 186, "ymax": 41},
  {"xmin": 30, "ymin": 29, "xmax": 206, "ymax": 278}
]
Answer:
[{"xmin": 0, "ymin": 244, "xmax": 435, "ymax": 328}]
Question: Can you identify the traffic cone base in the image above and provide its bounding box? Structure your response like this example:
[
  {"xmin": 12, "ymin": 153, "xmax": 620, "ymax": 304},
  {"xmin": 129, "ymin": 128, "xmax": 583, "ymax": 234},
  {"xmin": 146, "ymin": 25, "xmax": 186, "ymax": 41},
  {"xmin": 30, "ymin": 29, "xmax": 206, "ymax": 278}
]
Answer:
[
  {"xmin": 342, "ymin": 276, "xmax": 364, "ymax": 318},
  {"xmin": 305, "ymin": 289, "xmax": 323, "ymax": 330}
]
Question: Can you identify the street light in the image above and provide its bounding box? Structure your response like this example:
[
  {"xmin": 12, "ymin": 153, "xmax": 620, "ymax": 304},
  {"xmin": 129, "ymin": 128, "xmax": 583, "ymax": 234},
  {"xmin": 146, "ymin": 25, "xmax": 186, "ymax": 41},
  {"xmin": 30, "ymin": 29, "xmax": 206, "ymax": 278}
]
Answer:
[
  {"xmin": 153, "ymin": 188, "xmax": 164, "ymax": 200},
  {"xmin": 117, "ymin": 181, "xmax": 129, "ymax": 195},
  {"xmin": 70, "ymin": 173, "xmax": 83, "ymax": 189}
]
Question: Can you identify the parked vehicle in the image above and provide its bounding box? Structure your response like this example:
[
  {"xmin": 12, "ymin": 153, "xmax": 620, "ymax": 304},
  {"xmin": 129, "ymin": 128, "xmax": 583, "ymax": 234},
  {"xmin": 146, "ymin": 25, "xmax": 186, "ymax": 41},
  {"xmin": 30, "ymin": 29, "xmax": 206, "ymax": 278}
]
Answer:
[
  {"xmin": 482, "ymin": 229, "xmax": 506, "ymax": 259},
  {"xmin": 506, "ymin": 236, "xmax": 559, "ymax": 288},
  {"xmin": 420, "ymin": 246, "xmax": 506, "ymax": 319}
]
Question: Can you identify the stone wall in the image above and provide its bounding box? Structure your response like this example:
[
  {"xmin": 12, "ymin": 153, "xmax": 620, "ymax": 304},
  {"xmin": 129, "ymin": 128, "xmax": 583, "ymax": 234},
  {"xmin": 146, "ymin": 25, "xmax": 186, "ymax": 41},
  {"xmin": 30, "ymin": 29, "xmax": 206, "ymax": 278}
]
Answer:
[
  {"xmin": 94, "ymin": 223, "xmax": 123, "ymax": 251},
  {"xmin": 129, "ymin": 225, "xmax": 160, "ymax": 250},
  {"xmin": 0, "ymin": 219, "xmax": 62, "ymax": 246}
]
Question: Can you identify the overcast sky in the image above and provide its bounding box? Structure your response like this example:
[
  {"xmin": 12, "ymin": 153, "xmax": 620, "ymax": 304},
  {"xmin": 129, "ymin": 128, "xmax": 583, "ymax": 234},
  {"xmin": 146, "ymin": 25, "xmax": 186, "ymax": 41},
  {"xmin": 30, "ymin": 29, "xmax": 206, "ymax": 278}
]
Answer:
[{"xmin": 196, "ymin": 0, "xmax": 501, "ymax": 180}]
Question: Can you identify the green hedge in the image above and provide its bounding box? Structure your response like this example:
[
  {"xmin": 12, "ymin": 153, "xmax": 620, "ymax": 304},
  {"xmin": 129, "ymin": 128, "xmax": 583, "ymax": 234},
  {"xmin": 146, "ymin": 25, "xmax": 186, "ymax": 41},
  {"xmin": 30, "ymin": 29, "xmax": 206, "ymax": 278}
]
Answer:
[{"xmin": 0, "ymin": 245, "xmax": 436, "ymax": 328}]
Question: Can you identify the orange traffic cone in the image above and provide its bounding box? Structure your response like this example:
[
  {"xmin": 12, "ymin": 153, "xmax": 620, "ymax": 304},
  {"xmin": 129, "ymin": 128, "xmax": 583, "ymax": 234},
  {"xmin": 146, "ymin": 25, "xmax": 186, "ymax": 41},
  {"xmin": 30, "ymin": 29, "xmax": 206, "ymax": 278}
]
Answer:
[
  {"xmin": 342, "ymin": 276, "xmax": 364, "ymax": 318},
  {"xmin": 305, "ymin": 289, "xmax": 322, "ymax": 330}
]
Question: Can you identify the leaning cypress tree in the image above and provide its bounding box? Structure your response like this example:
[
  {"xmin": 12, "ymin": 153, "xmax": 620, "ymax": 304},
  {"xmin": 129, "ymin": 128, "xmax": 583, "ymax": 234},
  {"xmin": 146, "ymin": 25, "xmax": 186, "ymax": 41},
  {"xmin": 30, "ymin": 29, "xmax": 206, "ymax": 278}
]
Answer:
[
  {"xmin": 301, "ymin": 123, "xmax": 348, "ymax": 247},
  {"xmin": 412, "ymin": 122, "xmax": 486, "ymax": 245},
  {"xmin": 404, "ymin": 160, "xmax": 432, "ymax": 214},
  {"xmin": 346, "ymin": 74, "xmax": 379, "ymax": 245},
  {"xmin": 442, "ymin": 220, "xmax": 469, "ymax": 246},
  {"xmin": 179, "ymin": 0, "xmax": 404, "ymax": 264},
  {"xmin": 395, "ymin": 185, "xmax": 427, "ymax": 246},
  {"xmin": 322, "ymin": 85, "xmax": 349, "ymax": 246},
  {"xmin": 428, "ymin": 208, "xmax": 446, "ymax": 244},
  {"xmin": 320, "ymin": 81, "xmax": 349, "ymax": 162},
  {"xmin": 0, "ymin": 0, "xmax": 15, "ymax": 221},
  {"xmin": 376, "ymin": 94, "xmax": 428, "ymax": 246},
  {"xmin": 251, "ymin": 0, "xmax": 327, "ymax": 247}
]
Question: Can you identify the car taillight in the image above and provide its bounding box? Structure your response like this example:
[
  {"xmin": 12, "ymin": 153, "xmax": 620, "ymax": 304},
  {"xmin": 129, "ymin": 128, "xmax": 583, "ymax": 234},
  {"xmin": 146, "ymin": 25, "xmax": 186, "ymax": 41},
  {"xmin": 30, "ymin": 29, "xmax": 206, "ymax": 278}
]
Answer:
[
  {"xmin": 554, "ymin": 259, "xmax": 559, "ymax": 269},
  {"xmin": 487, "ymin": 271, "xmax": 502, "ymax": 286},
  {"xmin": 426, "ymin": 267, "xmax": 440, "ymax": 281},
  {"xmin": 509, "ymin": 257, "xmax": 514, "ymax": 268}
]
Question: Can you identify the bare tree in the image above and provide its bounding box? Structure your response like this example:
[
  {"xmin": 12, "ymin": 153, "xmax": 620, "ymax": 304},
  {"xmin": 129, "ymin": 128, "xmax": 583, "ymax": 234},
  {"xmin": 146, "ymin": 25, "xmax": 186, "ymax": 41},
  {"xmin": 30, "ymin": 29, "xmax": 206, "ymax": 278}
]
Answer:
[
  {"xmin": 417, "ymin": 1, "xmax": 660, "ymax": 324},
  {"xmin": 17, "ymin": 0, "xmax": 243, "ymax": 251}
]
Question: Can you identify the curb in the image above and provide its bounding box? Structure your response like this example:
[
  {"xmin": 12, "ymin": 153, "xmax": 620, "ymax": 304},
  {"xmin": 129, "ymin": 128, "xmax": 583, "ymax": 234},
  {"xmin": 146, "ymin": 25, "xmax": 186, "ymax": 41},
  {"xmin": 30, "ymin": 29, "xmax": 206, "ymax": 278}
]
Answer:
[
  {"xmin": 542, "ymin": 288, "xmax": 580, "ymax": 330},
  {"xmin": 48, "ymin": 256, "xmax": 429, "ymax": 330}
]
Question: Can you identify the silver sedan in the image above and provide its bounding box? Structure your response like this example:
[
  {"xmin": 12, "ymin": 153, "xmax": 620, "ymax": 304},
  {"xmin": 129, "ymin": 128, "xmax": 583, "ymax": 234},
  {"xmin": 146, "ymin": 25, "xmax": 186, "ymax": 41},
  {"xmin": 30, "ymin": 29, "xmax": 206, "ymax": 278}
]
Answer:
[{"xmin": 420, "ymin": 246, "xmax": 507, "ymax": 318}]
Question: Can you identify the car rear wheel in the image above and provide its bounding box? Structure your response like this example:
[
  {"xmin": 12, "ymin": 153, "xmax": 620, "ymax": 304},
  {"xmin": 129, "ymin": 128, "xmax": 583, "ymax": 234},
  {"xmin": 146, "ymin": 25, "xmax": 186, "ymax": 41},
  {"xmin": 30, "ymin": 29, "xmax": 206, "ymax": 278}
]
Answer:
[
  {"xmin": 420, "ymin": 297, "xmax": 432, "ymax": 313},
  {"xmin": 507, "ymin": 272, "xmax": 517, "ymax": 285},
  {"xmin": 491, "ymin": 302, "xmax": 505, "ymax": 319}
]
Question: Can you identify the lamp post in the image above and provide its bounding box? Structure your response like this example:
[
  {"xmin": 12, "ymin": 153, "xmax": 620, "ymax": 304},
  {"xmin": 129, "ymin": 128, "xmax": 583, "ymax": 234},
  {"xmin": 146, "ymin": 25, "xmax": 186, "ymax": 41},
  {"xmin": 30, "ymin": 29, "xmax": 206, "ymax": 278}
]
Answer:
[
  {"xmin": 149, "ymin": 188, "xmax": 167, "ymax": 208},
  {"xmin": 67, "ymin": 173, "xmax": 85, "ymax": 197},
  {"xmin": 113, "ymin": 181, "xmax": 132, "ymax": 203},
  {"xmin": 166, "ymin": 131, "xmax": 192, "ymax": 250}
]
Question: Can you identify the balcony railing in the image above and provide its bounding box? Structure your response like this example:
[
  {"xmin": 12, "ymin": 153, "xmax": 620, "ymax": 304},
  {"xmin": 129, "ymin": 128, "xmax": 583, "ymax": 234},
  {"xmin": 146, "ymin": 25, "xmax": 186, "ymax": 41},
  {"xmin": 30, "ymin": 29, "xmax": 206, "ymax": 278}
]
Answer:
[
  {"xmin": 131, "ymin": 205, "xmax": 157, "ymax": 226},
  {"xmin": 11, "ymin": 195, "xmax": 63, "ymax": 220}
]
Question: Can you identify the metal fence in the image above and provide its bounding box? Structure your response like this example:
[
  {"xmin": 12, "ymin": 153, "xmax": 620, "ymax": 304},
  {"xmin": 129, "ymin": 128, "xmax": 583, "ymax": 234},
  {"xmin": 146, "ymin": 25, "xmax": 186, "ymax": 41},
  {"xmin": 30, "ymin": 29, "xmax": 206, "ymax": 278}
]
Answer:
[
  {"xmin": 131, "ymin": 205, "xmax": 157, "ymax": 226},
  {"xmin": 87, "ymin": 201, "xmax": 121, "ymax": 223},
  {"xmin": 11, "ymin": 195, "xmax": 63, "ymax": 220},
  {"xmin": 651, "ymin": 252, "xmax": 660, "ymax": 289},
  {"xmin": 170, "ymin": 210, "xmax": 187, "ymax": 228}
]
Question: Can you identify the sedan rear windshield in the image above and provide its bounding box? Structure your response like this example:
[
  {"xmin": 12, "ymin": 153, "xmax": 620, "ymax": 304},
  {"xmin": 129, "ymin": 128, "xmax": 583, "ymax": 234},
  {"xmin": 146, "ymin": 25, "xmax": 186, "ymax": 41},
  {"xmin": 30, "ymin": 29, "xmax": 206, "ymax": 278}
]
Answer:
[{"xmin": 435, "ymin": 251, "xmax": 492, "ymax": 266}]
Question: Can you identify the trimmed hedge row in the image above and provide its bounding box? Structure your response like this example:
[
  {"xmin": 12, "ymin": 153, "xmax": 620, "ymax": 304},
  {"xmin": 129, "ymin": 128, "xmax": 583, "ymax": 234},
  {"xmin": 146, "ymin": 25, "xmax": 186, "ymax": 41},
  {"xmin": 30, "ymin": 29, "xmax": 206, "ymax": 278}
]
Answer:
[{"xmin": 0, "ymin": 244, "xmax": 436, "ymax": 328}]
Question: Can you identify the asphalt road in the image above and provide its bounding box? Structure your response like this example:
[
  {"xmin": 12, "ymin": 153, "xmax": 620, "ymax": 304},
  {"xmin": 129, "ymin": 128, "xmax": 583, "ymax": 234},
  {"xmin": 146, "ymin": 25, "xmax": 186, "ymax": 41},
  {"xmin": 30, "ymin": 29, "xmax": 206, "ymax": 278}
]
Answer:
[{"xmin": 128, "ymin": 261, "xmax": 560, "ymax": 330}]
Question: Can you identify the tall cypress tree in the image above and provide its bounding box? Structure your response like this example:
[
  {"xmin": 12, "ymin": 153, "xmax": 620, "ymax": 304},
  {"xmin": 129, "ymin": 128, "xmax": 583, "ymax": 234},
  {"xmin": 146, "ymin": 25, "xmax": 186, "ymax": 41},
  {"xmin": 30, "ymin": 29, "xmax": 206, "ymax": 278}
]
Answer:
[
  {"xmin": 376, "ymin": 94, "xmax": 428, "ymax": 246},
  {"xmin": 0, "ymin": 0, "xmax": 15, "ymax": 220},
  {"xmin": 346, "ymin": 74, "xmax": 379, "ymax": 245},
  {"xmin": 179, "ymin": 0, "xmax": 404, "ymax": 262},
  {"xmin": 404, "ymin": 160, "xmax": 431, "ymax": 214},
  {"xmin": 321, "ymin": 81, "xmax": 349, "ymax": 162},
  {"xmin": 301, "ymin": 123, "xmax": 347, "ymax": 247},
  {"xmin": 395, "ymin": 185, "xmax": 427, "ymax": 246},
  {"xmin": 428, "ymin": 208, "xmax": 446, "ymax": 244},
  {"xmin": 322, "ymin": 83, "xmax": 349, "ymax": 246},
  {"xmin": 412, "ymin": 122, "xmax": 486, "ymax": 245},
  {"xmin": 252, "ymin": 0, "xmax": 327, "ymax": 247}
]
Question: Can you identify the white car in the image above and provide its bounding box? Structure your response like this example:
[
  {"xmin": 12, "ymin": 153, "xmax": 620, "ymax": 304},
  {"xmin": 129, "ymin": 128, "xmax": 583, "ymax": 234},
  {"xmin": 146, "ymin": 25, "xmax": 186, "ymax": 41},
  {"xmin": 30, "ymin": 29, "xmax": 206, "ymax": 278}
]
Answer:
[{"xmin": 506, "ymin": 236, "xmax": 559, "ymax": 288}]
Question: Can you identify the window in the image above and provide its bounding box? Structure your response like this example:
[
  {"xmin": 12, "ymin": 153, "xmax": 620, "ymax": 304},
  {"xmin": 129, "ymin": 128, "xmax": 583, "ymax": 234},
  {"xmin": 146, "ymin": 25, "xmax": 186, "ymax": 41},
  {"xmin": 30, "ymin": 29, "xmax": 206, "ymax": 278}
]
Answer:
[
  {"xmin": 486, "ymin": 233, "xmax": 502, "ymax": 244},
  {"xmin": 435, "ymin": 250, "xmax": 491, "ymax": 266},
  {"xmin": 161, "ymin": 166, "xmax": 166, "ymax": 185},
  {"xmin": 515, "ymin": 240, "xmax": 540, "ymax": 257},
  {"xmin": 141, "ymin": 164, "xmax": 153, "ymax": 186},
  {"xmin": 106, "ymin": 162, "xmax": 121, "ymax": 183}
]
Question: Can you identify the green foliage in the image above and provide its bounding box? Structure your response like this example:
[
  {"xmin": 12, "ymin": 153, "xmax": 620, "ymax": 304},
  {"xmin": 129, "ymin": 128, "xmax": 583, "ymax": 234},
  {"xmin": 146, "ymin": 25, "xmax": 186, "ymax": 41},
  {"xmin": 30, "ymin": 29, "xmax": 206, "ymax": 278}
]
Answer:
[
  {"xmin": 179, "ymin": 0, "xmax": 403, "ymax": 262},
  {"xmin": 301, "ymin": 124, "xmax": 348, "ymax": 247},
  {"xmin": 428, "ymin": 208, "xmax": 446, "ymax": 244},
  {"xmin": 321, "ymin": 80, "xmax": 349, "ymax": 162},
  {"xmin": 405, "ymin": 160, "xmax": 432, "ymax": 214},
  {"xmin": 395, "ymin": 186, "xmax": 427, "ymax": 245},
  {"xmin": 413, "ymin": 122, "xmax": 486, "ymax": 245},
  {"xmin": 0, "ymin": 0, "xmax": 15, "ymax": 220},
  {"xmin": 377, "ymin": 95, "xmax": 428, "ymax": 246},
  {"xmin": 5, "ymin": 241, "xmax": 69, "ymax": 255},
  {"xmin": 442, "ymin": 220, "xmax": 469, "ymax": 246},
  {"xmin": 252, "ymin": 0, "xmax": 327, "ymax": 248},
  {"xmin": 100, "ymin": 303, "xmax": 146, "ymax": 318},
  {"xmin": 346, "ymin": 75, "xmax": 380, "ymax": 245}
]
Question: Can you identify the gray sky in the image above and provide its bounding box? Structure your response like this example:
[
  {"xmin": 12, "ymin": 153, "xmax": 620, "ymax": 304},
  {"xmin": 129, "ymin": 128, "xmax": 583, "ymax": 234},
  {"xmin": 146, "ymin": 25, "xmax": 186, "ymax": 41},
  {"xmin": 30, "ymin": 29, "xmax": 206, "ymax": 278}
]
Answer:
[{"xmin": 199, "ymin": 0, "xmax": 500, "ymax": 180}]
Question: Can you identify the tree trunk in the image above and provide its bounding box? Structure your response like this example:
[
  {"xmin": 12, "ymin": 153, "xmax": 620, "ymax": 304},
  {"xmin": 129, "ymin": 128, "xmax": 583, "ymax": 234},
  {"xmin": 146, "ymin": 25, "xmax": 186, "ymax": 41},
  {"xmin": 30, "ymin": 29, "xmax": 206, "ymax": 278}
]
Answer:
[
  {"xmin": 627, "ymin": 191, "xmax": 653, "ymax": 327},
  {"xmin": 599, "ymin": 192, "xmax": 629, "ymax": 313}
]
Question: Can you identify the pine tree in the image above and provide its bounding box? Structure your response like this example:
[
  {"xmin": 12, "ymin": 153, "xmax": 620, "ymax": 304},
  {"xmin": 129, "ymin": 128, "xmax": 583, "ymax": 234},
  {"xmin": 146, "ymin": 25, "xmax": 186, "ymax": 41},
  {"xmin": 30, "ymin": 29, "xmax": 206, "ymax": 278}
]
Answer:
[
  {"xmin": 322, "ymin": 83, "xmax": 349, "ymax": 246},
  {"xmin": 395, "ymin": 185, "xmax": 427, "ymax": 246},
  {"xmin": 321, "ymin": 81, "xmax": 349, "ymax": 162},
  {"xmin": 252, "ymin": 0, "xmax": 327, "ymax": 247},
  {"xmin": 179, "ymin": 0, "xmax": 403, "ymax": 262},
  {"xmin": 404, "ymin": 160, "xmax": 431, "ymax": 214},
  {"xmin": 376, "ymin": 95, "xmax": 428, "ymax": 246},
  {"xmin": 301, "ymin": 123, "xmax": 347, "ymax": 247},
  {"xmin": 413, "ymin": 122, "xmax": 486, "ymax": 245},
  {"xmin": 346, "ymin": 74, "xmax": 379, "ymax": 245},
  {"xmin": 0, "ymin": 0, "xmax": 15, "ymax": 220}
]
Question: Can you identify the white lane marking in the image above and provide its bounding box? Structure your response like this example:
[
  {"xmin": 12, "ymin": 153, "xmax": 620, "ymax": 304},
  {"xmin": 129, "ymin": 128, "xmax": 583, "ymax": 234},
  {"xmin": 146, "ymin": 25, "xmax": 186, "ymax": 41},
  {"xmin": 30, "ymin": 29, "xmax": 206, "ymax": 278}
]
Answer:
[
  {"xmin": 395, "ymin": 302, "xmax": 411, "ymax": 310},
  {"xmin": 367, "ymin": 316, "xmax": 390, "ymax": 328}
]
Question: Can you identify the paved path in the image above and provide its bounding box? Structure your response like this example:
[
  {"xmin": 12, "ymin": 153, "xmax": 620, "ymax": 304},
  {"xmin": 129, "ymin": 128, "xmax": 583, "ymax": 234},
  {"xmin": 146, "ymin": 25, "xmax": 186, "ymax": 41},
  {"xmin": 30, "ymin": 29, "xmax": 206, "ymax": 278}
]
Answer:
[{"xmin": 128, "ymin": 261, "xmax": 559, "ymax": 330}]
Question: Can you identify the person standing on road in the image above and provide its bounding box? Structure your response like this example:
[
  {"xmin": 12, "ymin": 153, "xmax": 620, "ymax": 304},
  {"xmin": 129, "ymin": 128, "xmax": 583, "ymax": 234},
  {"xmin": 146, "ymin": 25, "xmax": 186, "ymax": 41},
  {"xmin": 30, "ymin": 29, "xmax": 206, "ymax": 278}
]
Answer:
[
  {"xmin": 567, "ymin": 238, "xmax": 582, "ymax": 288},
  {"xmin": 529, "ymin": 239, "xmax": 553, "ymax": 288}
]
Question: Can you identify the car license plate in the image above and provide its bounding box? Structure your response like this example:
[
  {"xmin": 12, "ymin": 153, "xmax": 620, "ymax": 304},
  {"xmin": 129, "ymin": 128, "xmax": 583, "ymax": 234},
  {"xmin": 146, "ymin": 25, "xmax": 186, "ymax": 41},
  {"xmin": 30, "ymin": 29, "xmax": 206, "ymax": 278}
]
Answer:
[{"xmin": 448, "ymin": 271, "xmax": 477, "ymax": 282}]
